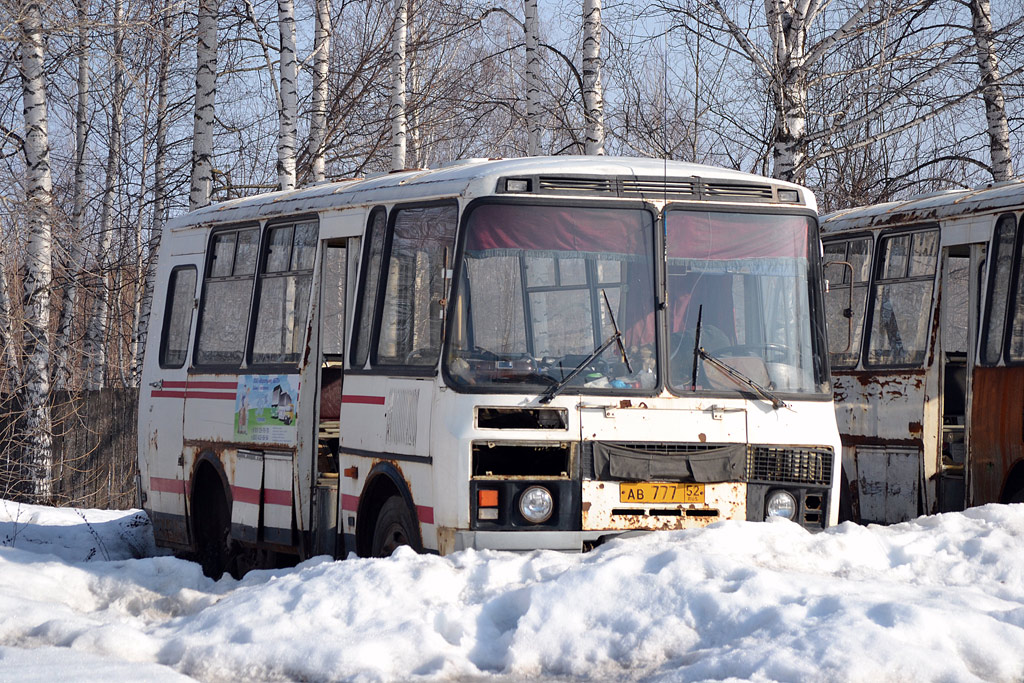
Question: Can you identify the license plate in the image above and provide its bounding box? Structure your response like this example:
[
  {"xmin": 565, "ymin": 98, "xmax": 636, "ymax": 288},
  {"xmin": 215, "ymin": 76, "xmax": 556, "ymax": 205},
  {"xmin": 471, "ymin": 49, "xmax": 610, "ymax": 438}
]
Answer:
[{"xmin": 619, "ymin": 482, "xmax": 705, "ymax": 504}]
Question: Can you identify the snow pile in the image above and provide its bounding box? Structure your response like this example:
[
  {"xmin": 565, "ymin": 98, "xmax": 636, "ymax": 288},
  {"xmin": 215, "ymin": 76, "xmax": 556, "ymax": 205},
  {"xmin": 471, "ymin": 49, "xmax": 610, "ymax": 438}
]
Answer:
[{"xmin": 3, "ymin": 500, "xmax": 1024, "ymax": 681}]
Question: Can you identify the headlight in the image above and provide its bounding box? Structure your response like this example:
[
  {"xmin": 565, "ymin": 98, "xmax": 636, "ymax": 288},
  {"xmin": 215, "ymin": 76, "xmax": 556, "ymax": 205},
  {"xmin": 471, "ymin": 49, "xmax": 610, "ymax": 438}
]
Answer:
[
  {"xmin": 765, "ymin": 490, "xmax": 797, "ymax": 520},
  {"xmin": 518, "ymin": 486, "xmax": 554, "ymax": 524}
]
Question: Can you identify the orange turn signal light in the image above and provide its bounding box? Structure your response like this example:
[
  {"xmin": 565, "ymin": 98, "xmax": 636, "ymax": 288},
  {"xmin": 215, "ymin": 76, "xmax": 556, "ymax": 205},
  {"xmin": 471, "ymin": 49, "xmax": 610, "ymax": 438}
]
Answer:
[{"xmin": 478, "ymin": 489, "xmax": 499, "ymax": 508}]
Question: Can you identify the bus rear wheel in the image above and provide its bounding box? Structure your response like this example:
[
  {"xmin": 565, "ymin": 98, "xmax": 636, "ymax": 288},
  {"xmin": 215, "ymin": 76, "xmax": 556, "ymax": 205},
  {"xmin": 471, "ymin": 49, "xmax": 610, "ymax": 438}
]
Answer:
[
  {"xmin": 194, "ymin": 485, "xmax": 233, "ymax": 579},
  {"xmin": 371, "ymin": 496, "xmax": 421, "ymax": 557}
]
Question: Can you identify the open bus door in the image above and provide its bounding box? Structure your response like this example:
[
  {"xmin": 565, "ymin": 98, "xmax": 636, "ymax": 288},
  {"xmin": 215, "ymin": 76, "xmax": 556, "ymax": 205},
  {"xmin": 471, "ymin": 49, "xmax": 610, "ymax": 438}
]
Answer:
[{"xmin": 937, "ymin": 243, "xmax": 985, "ymax": 513}]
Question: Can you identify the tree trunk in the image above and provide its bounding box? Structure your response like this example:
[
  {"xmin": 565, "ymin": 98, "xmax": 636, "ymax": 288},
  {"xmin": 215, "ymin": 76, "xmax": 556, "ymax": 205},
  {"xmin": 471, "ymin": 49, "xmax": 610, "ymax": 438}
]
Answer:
[
  {"xmin": 582, "ymin": 0, "xmax": 604, "ymax": 155},
  {"xmin": 277, "ymin": 0, "xmax": 298, "ymax": 190},
  {"xmin": 970, "ymin": 0, "xmax": 1013, "ymax": 182},
  {"xmin": 133, "ymin": 1, "xmax": 174, "ymax": 384},
  {"xmin": 17, "ymin": 0, "xmax": 56, "ymax": 502},
  {"xmin": 309, "ymin": 0, "xmax": 331, "ymax": 183},
  {"xmin": 391, "ymin": 0, "xmax": 408, "ymax": 171},
  {"xmin": 54, "ymin": 0, "xmax": 91, "ymax": 391},
  {"xmin": 190, "ymin": 0, "xmax": 218, "ymax": 209},
  {"xmin": 84, "ymin": 0, "xmax": 124, "ymax": 391},
  {"xmin": 524, "ymin": 0, "xmax": 541, "ymax": 155}
]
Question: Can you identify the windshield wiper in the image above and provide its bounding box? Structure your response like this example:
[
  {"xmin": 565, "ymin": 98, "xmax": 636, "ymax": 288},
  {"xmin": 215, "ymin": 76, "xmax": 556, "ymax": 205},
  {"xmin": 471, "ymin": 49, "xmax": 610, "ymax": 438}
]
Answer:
[
  {"xmin": 539, "ymin": 290, "xmax": 632, "ymax": 404},
  {"xmin": 697, "ymin": 348, "xmax": 788, "ymax": 410}
]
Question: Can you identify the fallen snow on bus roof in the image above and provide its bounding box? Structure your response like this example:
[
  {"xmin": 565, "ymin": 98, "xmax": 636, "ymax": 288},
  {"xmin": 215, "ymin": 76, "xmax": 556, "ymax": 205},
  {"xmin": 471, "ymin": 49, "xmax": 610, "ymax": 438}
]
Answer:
[{"xmin": 4, "ymin": 499, "xmax": 1024, "ymax": 682}]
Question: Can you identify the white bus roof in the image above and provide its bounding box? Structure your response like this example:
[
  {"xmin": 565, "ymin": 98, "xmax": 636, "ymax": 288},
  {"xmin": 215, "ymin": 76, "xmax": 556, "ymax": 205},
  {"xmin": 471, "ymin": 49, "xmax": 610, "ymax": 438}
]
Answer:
[
  {"xmin": 166, "ymin": 156, "xmax": 813, "ymax": 231},
  {"xmin": 822, "ymin": 179, "xmax": 1024, "ymax": 234}
]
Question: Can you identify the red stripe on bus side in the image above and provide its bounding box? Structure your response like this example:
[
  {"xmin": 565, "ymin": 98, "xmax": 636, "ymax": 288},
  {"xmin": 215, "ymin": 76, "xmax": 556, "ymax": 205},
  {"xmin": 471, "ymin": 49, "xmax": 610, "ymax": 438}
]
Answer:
[
  {"xmin": 263, "ymin": 488, "xmax": 292, "ymax": 507},
  {"xmin": 161, "ymin": 380, "xmax": 189, "ymax": 389},
  {"xmin": 185, "ymin": 391, "xmax": 237, "ymax": 400},
  {"xmin": 150, "ymin": 477, "xmax": 185, "ymax": 494},
  {"xmin": 231, "ymin": 485, "xmax": 261, "ymax": 505},
  {"xmin": 341, "ymin": 394, "xmax": 386, "ymax": 405},
  {"xmin": 341, "ymin": 494, "xmax": 360, "ymax": 512},
  {"xmin": 151, "ymin": 390, "xmax": 186, "ymax": 399},
  {"xmin": 417, "ymin": 506, "xmax": 434, "ymax": 525}
]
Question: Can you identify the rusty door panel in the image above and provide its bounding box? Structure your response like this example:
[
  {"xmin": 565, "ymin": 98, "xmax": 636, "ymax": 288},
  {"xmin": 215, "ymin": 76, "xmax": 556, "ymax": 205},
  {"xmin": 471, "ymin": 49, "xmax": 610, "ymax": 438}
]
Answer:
[{"xmin": 969, "ymin": 366, "xmax": 1024, "ymax": 504}]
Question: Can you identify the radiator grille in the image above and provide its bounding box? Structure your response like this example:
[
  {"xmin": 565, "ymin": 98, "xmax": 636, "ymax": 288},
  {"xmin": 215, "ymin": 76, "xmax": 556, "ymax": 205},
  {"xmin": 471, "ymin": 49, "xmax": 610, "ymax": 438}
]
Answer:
[
  {"xmin": 747, "ymin": 446, "xmax": 833, "ymax": 486},
  {"xmin": 580, "ymin": 442, "xmax": 833, "ymax": 486}
]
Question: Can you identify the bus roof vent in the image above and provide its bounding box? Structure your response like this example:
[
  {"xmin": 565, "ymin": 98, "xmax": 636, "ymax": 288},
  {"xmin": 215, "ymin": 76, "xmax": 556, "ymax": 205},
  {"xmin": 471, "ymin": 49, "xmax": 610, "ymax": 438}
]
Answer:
[
  {"xmin": 536, "ymin": 176, "xmax": 615, "ymax": 194},
  {"xmin": 620, "ymin": 177, "xmax": 698, "ymax": 199},
  {"xmin": 703, "ymin": 181, "xmax": 775, "ymax": 201}
]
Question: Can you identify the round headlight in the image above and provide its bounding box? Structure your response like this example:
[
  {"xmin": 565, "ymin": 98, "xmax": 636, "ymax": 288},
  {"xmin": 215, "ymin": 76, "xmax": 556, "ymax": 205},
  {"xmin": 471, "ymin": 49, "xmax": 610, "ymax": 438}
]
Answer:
[
  {"xmin": 519, "ymin": 486, "xmax": 554, "ymax": 524},
  {"xmin": 765, "ymin": 490, "xmax": 797, "ymax": 520}
]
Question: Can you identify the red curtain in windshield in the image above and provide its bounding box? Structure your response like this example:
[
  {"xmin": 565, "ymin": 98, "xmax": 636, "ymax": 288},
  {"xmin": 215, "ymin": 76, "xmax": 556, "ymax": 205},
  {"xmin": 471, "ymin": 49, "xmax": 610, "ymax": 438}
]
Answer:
[
  {"xmin": 465, "ymin": 203, "xmax": 650, "ymax": 254},
  {"xmin": 667, "ymin": 211, "xmax": 809, "ymax": 259}
]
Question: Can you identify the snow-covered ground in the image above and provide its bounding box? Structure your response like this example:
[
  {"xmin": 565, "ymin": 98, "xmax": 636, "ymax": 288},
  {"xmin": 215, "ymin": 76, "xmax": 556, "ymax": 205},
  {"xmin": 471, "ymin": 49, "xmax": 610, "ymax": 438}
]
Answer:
[{"xmin": 3, "ymin": 500, "xmax": 1024, "ymax": 682}]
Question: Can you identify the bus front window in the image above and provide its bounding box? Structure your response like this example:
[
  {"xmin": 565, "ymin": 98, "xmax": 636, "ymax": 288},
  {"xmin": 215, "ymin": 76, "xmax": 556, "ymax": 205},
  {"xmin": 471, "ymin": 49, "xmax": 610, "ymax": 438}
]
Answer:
[
  {"xmin": 665, "ymin": 210, "xmax": 828, "ymax": 396},
  {"xmin": 446, "ymin": 203, "xmax": 658, "ymax": 393}
]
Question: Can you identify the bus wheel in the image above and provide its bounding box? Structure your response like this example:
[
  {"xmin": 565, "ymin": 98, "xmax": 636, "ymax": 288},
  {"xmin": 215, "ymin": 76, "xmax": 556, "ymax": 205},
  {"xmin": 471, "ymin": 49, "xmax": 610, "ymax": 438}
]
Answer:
[
  {"xmin": 194, "ymin": 485, "xmax": 232, "ymax": 579},
  {"xmin": 371, "ymin": 496, "xmax": 421, "ymax": 557}
]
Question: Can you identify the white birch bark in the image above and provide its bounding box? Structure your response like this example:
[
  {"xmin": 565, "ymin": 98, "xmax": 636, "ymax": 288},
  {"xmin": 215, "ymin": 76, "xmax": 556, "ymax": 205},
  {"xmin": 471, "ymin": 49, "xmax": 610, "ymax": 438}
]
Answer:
[
  {"xmin": 0, "ymin": 239, "xmax": 18, "ymax": 390},
  {"xmin": 582, "ymin": 0, "xmax": 604, "ymax": 155},
  {"xmin": 524, "ymin": 0, "xmax": 541, "ymax": 155},
  {"xmin": 83, "ymin": 0, "xmax": 124, "ymax": 391},
  {"xmin": 277, "ymin": 0, "xmax": 298, "ymax": 190},
  {"xmin": 970, "ymin": 0, "xmax": 1013, "ymax": 182},
  {"xmin": 133, "ymin": 2, "xmax": 174, "ymax": 383},
  {"xmin": 391, "ymin": 0, "xmax": 408, "ymax": 171},
  {"xmin": 190, "ymin": 0, "xmax": 218, "ymax": 209},
  {"xmin": 54, "ymin": 0, "xmax": 90, "ymax": 391},
  {"xmin": 309, "ymin": 0, "xmax": 331, "ymax": 183},
  {"xmin": 17, "ymin": 0, "xmax": 55, "ymax": 501}
]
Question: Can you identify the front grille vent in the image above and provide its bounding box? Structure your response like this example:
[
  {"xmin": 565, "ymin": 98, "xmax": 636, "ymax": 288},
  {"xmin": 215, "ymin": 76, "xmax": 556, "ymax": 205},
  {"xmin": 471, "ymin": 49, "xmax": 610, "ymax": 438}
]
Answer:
[
  {"xmin": 620, "ymin": 178, "xmax": 698, "ymax": 199},
  {"xmin": 537, "ymin": 176, "xmax": 614, "ymax": 193},
  {"xmin": 747, "ymin": 446, "xmax": 833, "ymax": 486},
  {"xmin": 704, "ymin": 182, "xmax": 775, "ymax": 200}
]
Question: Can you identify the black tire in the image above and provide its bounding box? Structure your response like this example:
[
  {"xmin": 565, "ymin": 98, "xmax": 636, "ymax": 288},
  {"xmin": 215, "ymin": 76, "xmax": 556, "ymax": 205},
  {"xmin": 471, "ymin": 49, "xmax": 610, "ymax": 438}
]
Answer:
[
  {"xmin": 194, "ymin": 485, "xmax": 232, "ymax": 579},
  {"xmin": 370, "ymin": 496, "xmax": 422, "ymax": 557}
]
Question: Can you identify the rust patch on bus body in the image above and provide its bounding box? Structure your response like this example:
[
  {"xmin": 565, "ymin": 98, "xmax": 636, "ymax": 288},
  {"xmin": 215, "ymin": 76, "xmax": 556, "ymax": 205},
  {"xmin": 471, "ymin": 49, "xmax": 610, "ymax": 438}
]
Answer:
[{"xmin": 970, "ymin": 367, "xmax": 1024, "ymax": 504}]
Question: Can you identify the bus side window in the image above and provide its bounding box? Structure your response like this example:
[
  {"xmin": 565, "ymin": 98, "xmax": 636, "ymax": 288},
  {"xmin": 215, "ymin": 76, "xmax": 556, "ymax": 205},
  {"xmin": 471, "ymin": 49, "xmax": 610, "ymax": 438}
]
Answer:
[
  {"xmin": 351, "ymin": 209, "xmax": 386, "ymax": 369},
  {"xmin": 824, "ymin": 237, "xmax": 871, "ymax": 367},
  {"xmin": 866, "ymin": 229, "xmax": 939, "ymax": 367},
  {"xmin": 377, "ymin": 203, "xmax": 458, "ymax": 368},
  {"xmin": 987, "ymin": 215, "xmax": 1019, "ymax": 363},
  {"xmin": 195, "ymin": 226, "xmax": 259, "ymax": 367},
  {"xmin": 159, "ymin": 266, "xmax": 198, "ymax": 368},
  {"xmin": 251, "ymin": 221, "xmax": 317, "ymax": 365}
]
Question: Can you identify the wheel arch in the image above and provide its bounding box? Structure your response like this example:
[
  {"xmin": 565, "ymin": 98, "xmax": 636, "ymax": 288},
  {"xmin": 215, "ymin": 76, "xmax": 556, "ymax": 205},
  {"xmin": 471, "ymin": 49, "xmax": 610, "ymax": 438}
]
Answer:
[{"xmin": 355, "ymin": 461, "xmax": 420, "ymax": 557}]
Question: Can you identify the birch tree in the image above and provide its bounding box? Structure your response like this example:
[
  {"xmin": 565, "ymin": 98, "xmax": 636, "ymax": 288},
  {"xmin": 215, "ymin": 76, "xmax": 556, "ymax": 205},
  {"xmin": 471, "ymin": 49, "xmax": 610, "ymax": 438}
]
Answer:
[
  {"xmin": 582, "ymin": 0, "xmax": 604, "ymax": 155},
  {"xmin": 308, "ymin": 0, "xmax": 331, "ymax": 183},
  {"xmin": 17, "ymin": 0, "xmax": 56, "ymax": 500},
  {"xmin": 391, "ymin": 0, "xmax": 408, "ymax": 170},
  {"xmin": 524, "ymin": 0, "xmax": 541, "ymax": 155},
  {"xmin": 191, "ymin": 0, "xmax": 218, "ymax": 208},
  {"xmin": 969, "ymin": 0, "xmax": 1013, "ymax": 181},
  {"xmin": 277, "ymin": 0, "xmax": 298, "ymax": 190}
]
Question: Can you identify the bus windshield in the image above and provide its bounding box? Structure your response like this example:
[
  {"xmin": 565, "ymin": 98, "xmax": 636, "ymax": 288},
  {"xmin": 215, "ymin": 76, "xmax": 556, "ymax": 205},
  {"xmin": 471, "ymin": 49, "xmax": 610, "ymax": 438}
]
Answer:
[
  {"xmin": 446, "ymin": 202, "xmax": 658, "ymax": 392},
  {"xmin": 665, "ymin": 209, "xmax": 827, "ymax": 396}
]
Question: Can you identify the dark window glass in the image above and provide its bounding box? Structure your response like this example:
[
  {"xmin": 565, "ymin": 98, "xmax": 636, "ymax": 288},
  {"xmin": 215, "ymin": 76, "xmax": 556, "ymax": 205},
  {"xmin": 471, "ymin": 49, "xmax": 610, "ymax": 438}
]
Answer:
[
  {"xmin": 196, "ymin": 226, "xmax": 259, "ymax": 366},
  {"xmin": 160, "ymin": 267, "xmax": 197, "ymax": 368},
  {"xmin": 352, "ymin": 210, "xmax": 386, "ymax": 368},
  {"xmin": 866, "ymin": 229, "xmax": 938, "ymax": 367},
  {"xmin": 252, "ymin": 221, "xmax": 319, "ymax": 365},
  {"xmin": 377, "ymin": 204, "xmax": 459, "ymax": 367},
  {"xmin": 982, "ymin": 215, "xmax": 1016, "ymax": 364}
]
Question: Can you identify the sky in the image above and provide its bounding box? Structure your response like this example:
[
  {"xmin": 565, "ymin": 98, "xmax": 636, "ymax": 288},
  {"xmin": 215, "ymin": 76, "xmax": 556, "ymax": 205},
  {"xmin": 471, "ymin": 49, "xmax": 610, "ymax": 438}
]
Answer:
[{"xmin": 3, "ymin": 497, "xmax": 1024, "ymax": 682}]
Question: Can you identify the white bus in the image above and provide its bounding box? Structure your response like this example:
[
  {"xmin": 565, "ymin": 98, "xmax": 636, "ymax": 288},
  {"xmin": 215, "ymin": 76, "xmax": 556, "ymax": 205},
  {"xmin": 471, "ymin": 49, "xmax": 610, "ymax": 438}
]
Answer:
[{"xmin": 137, "ymin": 156, "xmax": 841, "ymax": 577}]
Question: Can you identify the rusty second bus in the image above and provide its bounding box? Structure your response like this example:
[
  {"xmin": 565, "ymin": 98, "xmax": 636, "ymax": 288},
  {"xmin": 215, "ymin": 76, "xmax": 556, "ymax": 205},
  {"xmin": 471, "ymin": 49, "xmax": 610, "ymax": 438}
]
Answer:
[{"xmin": 823, "ymin": 180, "xmax": 1024, "ymax": 523}]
